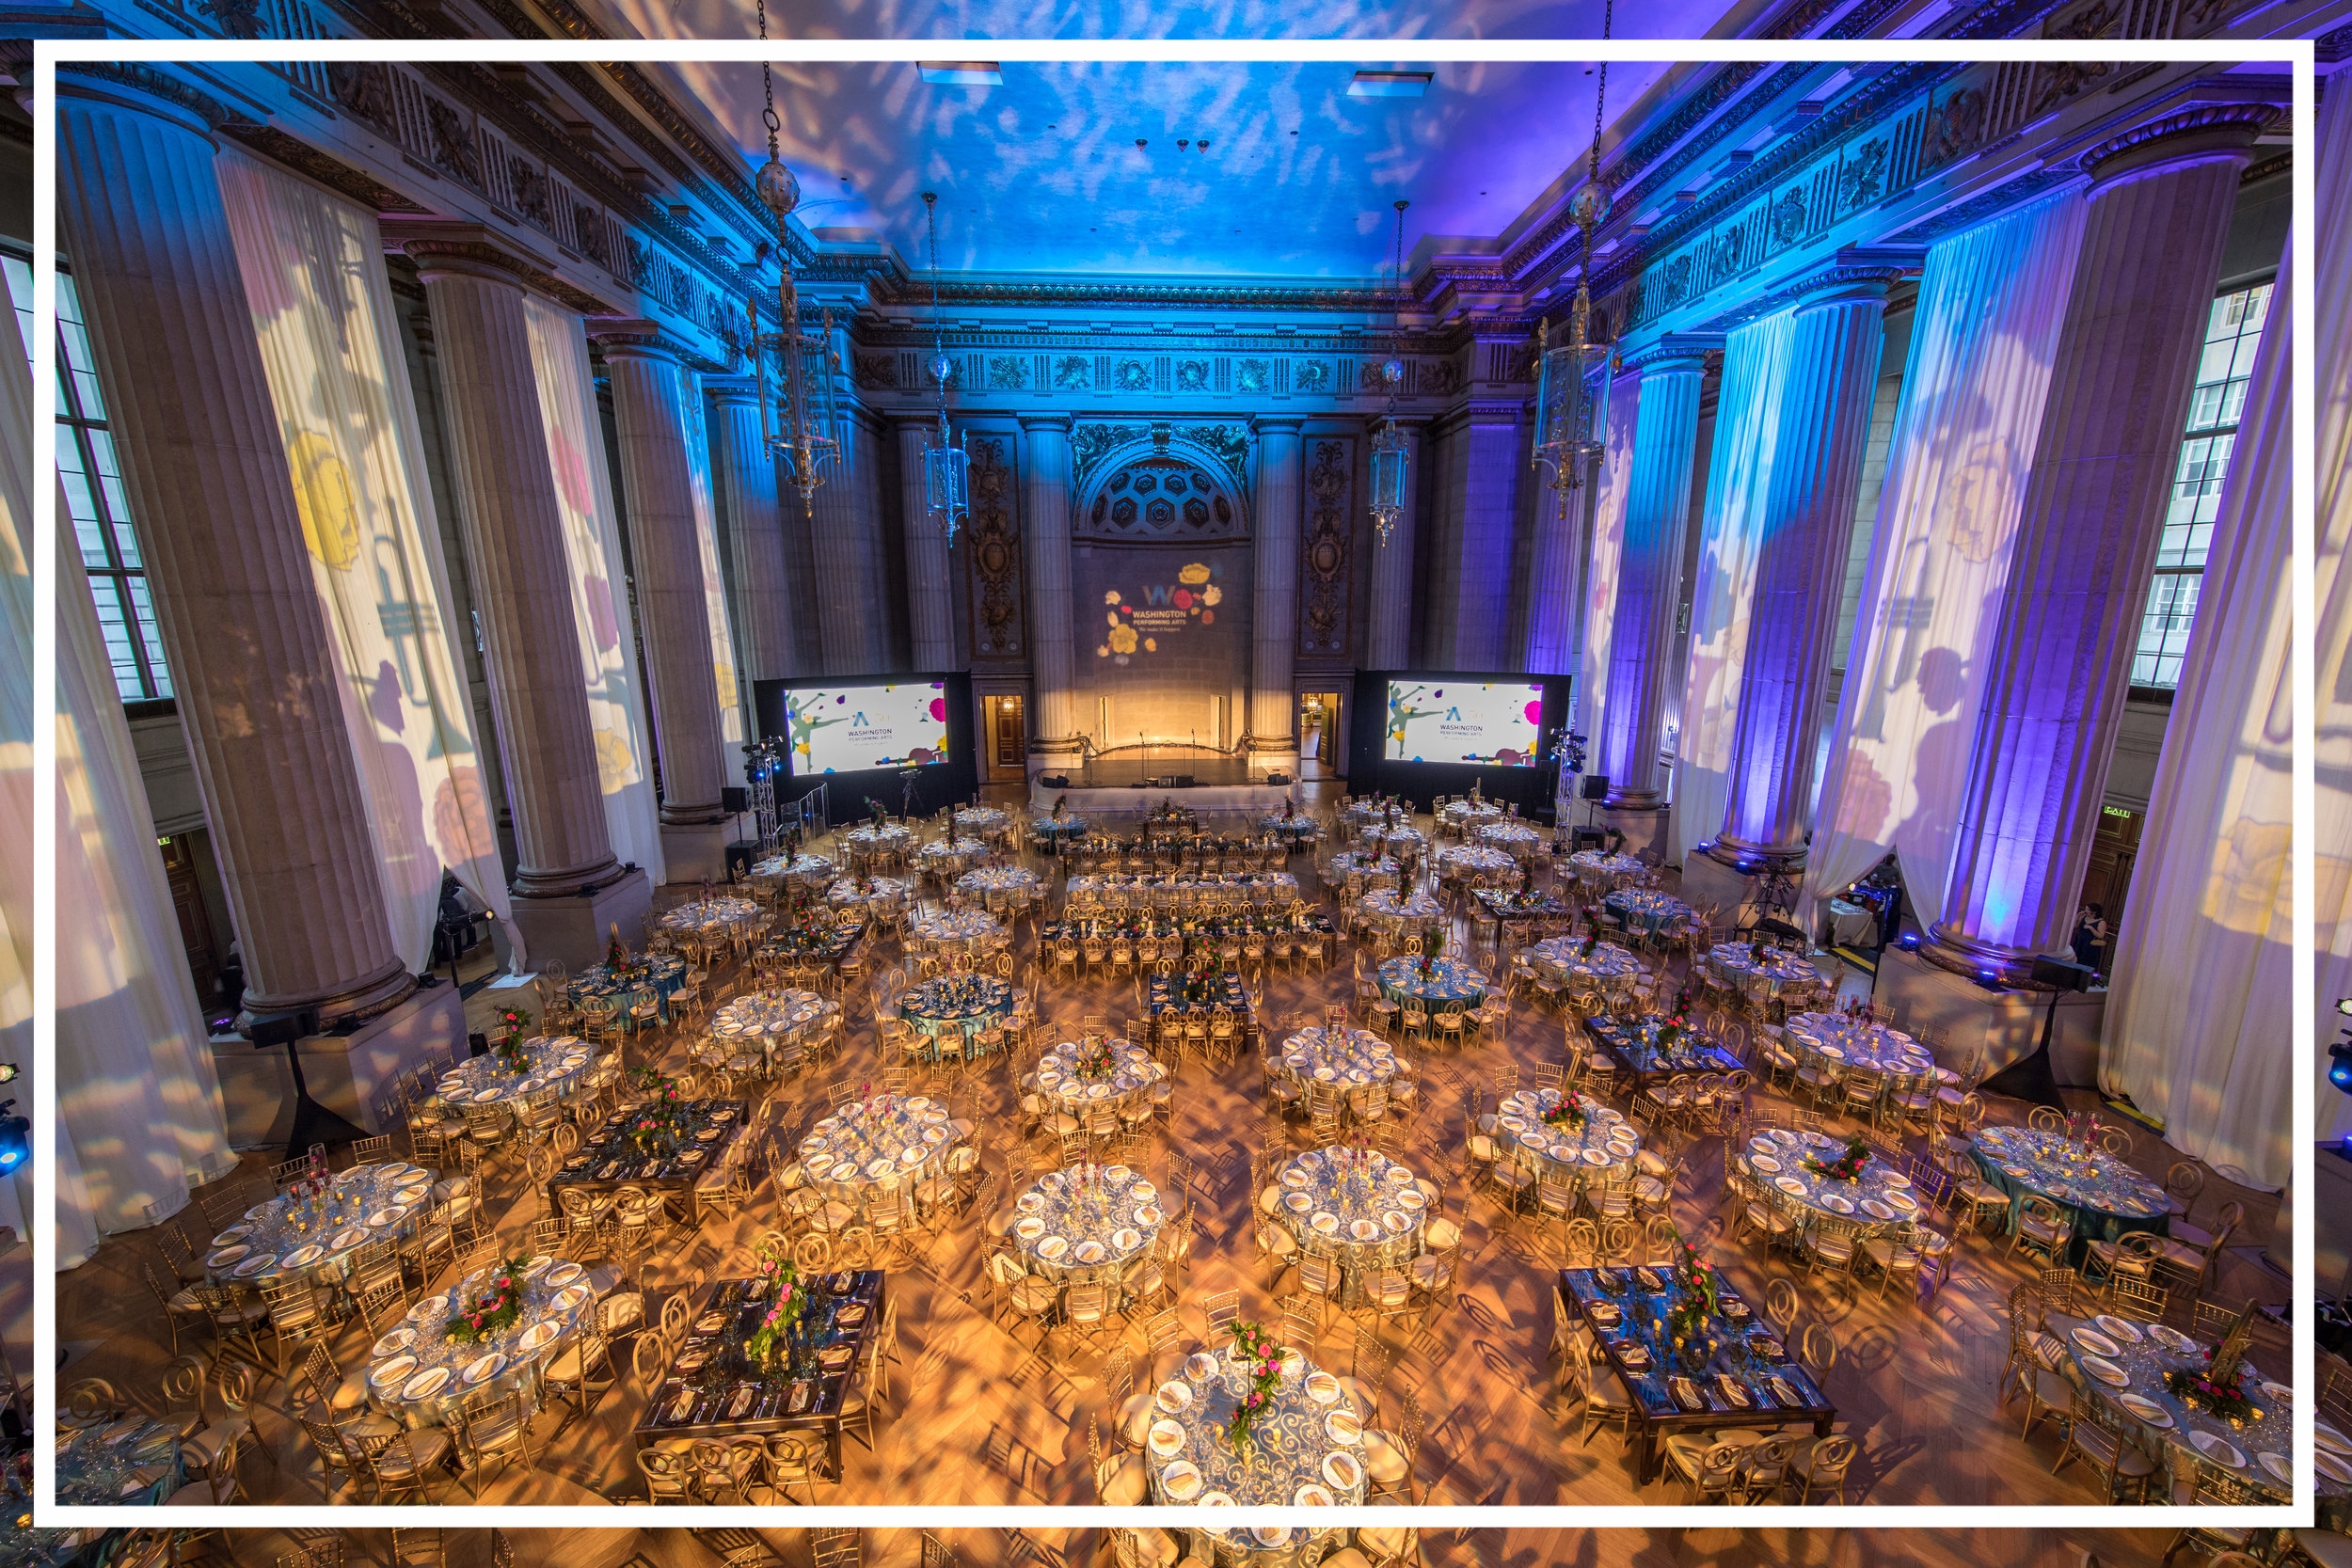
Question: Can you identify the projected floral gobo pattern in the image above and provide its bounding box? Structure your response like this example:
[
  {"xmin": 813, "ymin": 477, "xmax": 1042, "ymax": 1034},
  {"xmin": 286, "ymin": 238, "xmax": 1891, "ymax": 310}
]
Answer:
[{"xmin": 1097, "ymin": 562, "xmax": 1221, "ymax": 667}]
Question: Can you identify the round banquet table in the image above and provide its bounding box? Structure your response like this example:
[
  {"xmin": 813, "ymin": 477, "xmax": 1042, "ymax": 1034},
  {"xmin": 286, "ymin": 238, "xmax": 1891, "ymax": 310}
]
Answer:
[
  {"xmin": 1493, "ymin": 1090, "xmax": 1640, "ymax": 1186},
  {"xmin": 1279, "ymin": 1025, "xmax": 1405, "ymax": 1106},
  {"xmin": 568, "ymin": 956, "xmax": 686, "ymax": 1026},
  {"xmin": 956, "ymin": 866, "xmax": 1043, "ymax": 905},
  {"xmin": 1526, "ymin": 936, "xmax": 1643, "ymax": 993},
  {"xmin": 1708, "ymin": 945, "xmax": 1822, "ymax": 1002},
  {"xmin": 54, "ymin": 1417, "xmax": 181, "ymax": 1507},
  {"xmin": 1971, "ymin": 1125, "xmax": 2169, "ymax": 1255},
  {"xmin": 1376, "ymin": 956, "xmax": 1487, "ymax": 1007},
  {"xmin": 1782, "ymin": 1012, "xmax": 1934, "ymax": 1080},
  {"xmin": 1357, "ymin": 888, "xmax": 1442, "ymax": 935},
  {"xmin": 749, "ymin": 853, "xmax": 839, "ymax": 893},
  {"xmin": 1033, "ymin": 1035, "xmax": 1165, "ymax": 1124},
  {"xmin": 840, "ymin": 824, "xmax": 915, "ymax": 866},
  {"xmin": 1604, "ymin": 887, "xmax": 1696, "ymax": 938},
  {"xmin": 1829, "ymin": 896, "xmax": 1881, "ymax": 949},
  {"xmin": 955, "ymin": 806, "xmax": 1013, "ymax": 838},
  {"xmin": 1326, "ymin": 852, "xmax": 1401, "ymax": 890},
  {"xmin": 706, "ymin": 988, "xmax": 836, "ymax": 1071},
  {"xmin": 1032, "ymin": 815, "xmax": 1089, "ymax": 844},
  {"xmin": 1344, "ymin": 800, "xmax": 1400, "ymax": 826},
  {"xmin": 2053, "ymin": 1310, "xmax": 2294, "ymax": 1499},
  {"xmin": 1260, "ymin": 816, "xmax": 1321, "ymax": 846},
  {"xmin": 800, "ymin": 1095, "xmax": 961, "ymax": 1217},
  {"xmin": 1437, "ymin": 845, "xmax": 1518, "ymax": 885},
  {"xmin": 898, "ymin": 974, "xmax": 1014, "ymax": 1058},
  {"xmin": 204, "ymin": 1160, "xmax": 438, "ymax": 1294},
  {"xmin": 1565, "ymin": 849, "xmax": 1646, "ymax": 888},
  {"xmin": 363, "ymin": 1255, "xmax": 596, "ymax": 1429},
  {"xmin": 826, "ymin": 874, "xmax": 910, "ymax": 914},
  {"xmin": 1268, "ymin": 1148, "xmax": 1428, "ymax": 1303},
  {"xmin": 914, "ymin": 835, "xmax": 990, "ymax": 876},
  {"xmin": 1473, "ymin": 820, "xmax": 1542, "ymax": 858},
  {"xmin": 1010, "ymin": 1164, "xmax": 1167, "ymax": 1290},
  {"xmin": 437, "ymin": 1036, "xmax": 596, "ymax": 1115},
  {"xmin": 1144, "ymin": 1344, "xmax": 1367, "ymax": 1520},
  {"xmin": 659, "ymin": 895, "xmax": 760, "ymax": 940},
  {"xmin": 1443, "ymin": 800, "xmax": 1504, "ymax": 826},
  {"xmin": 1358, "ymin": 824, "xmax": 1426, "ymax": 858},
  {"xmin": 910, "ymin": 908, "xmax": 1009, "ymax": 956},
  {"xmin": 1734, "ymin": 1128, "xmax": 1922, "ymax": 1238}
]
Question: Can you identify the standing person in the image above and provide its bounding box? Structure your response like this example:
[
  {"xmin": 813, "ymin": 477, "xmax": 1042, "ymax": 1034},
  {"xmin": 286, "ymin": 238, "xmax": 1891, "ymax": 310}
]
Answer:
[{"xmin": 2070, "ymin": 903, "xmax": 2108, "ymax": 974}]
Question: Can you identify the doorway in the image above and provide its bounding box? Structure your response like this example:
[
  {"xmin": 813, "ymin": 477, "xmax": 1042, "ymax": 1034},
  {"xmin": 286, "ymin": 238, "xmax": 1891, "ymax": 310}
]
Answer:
[
  {"xmin": 160, "ymin": 832, "xmax": 219, "ymax": 1008},
  {"xmin": 984, "ymin": 692, "xmax": 1027, "ymax": 782},
  {"xmin": 1298, "ymin": 692, "xmax": 1343, "ymax": 779}
]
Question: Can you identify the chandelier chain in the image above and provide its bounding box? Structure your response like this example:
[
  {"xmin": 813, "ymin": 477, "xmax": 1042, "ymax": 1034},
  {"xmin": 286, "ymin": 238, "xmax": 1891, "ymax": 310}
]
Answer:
[
  {"xmin": 925, "ymin": 192, "xmax": 945, "ymax": 361},
  {"xmin": 755, "ymin": 0, "xmax": 780, "ymax": 157},
  {"xmin": 1590, "ymin": 0, "xmax": 1612, "ymax": 190}
]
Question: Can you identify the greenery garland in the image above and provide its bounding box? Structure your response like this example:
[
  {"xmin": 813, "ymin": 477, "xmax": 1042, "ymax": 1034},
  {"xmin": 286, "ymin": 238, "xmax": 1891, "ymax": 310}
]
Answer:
[
  {"xmin": 1225, "ymin": 1320, "xmax": 1285, "ymax": 1452},
  {"xmin": 1803, "ymin": 1136, "xmax": 1872, "ymax": 1182},
  {"xmin": 445, "ymin": 1255, "xmax": 532, "ymax": 1345}
]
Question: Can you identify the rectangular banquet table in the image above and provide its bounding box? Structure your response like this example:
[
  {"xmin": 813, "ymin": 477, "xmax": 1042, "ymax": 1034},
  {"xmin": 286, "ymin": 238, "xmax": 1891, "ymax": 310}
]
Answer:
[
  {"xmin": 1558, "ymin": 1267, "xmax": 1836, "ymax": 1484},
  {"xmin": 630, "ymin": 1269, "xmax": 885, "ymax": 1475},
  {"xmin": 758, "ymin": 922, "xmax": 866, "ymax": 972},
  {"xmin": 1145, "ymin": 972, "xmax": 1258, "ymax": 1051},
  {"xmin": 1582, "ymin": 1017, "xmax": 1746, "ymax": 1087},
  {"xmin": 547, "ymin": 1098, "xmax": 750, "ymax": 1227}
]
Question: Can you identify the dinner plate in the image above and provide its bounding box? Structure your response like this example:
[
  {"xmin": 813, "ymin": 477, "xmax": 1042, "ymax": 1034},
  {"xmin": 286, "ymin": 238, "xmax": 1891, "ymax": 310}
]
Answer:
[
  {"xmin": 2260, "ymin": 1380, "xmax": 2292, "ymax": 1403},
  {"xmin": 210, "ymin": 1226, "xmax": 251, "ymax": 1247},
  {"xmin": 206, "ymin": 1244, "xmax": 247, "ymax": 1268},
  {"xmin": 1015, "ymin": 1216, "xmax": 1046, "ymax": 1241},
  {"xmin": 1135, "ymin": 1205, "xmax": 1163, "ymax": 1227},
  {"xmin": 1581, "ymin": 1148, "xmax": 1612, "ymax": 1167},
  {"xmin": 1037, "ymin": 1236, "xmax": 1068, "ymax": 1261},
  {"xmin": 368, "ymin": 1354, "xmax": 418, "ymax": 1387},
  {"xmin": 545, "ymin": 1262, "xmax": 584, "ymax": 1290},
  {"xmin": 2150, "ymin": 1324, "xmax": 2200, "ymax": 1354},
  {"xmin": 1349, "ymin": 1218, "xmax": 1381, "ymax": 1243},
  {"xmin": 1251, "ymin": 1528, "xmax": 1292, "ymax": 1548},
  {"xmin": 462, "ymin": 1353, "xmax": 506, "ymax": 1386},
  {"xmin": 1820, "ymin": 1194, "xmax": 1855, "ymax": 1215},
  {"xmin": 1748, "ymin": 1136, "xmax": 1776, "ymax": 1155},
  {"xmin": 1295, "ymin": 1369, "xmax": 1341, "ymax": 1406},
  {"xmin": 1073, "ymin": 1241, "xmax": 1106, "ymax": 1265},
  {"xmin": 516, "ymin": 1321, "xmax": 560, "ymax": 1354},
  {"xmin": 402, "ymin": 1366, "xmax": 452, "ymax": 1402},
  {"xmin": 552, "ymin": 1284, "xmax": 590, "ymax": 1313},
  {"xmin": 1381, "ymin": 1210, "xmax": 1413, "ymax": 1235},
  {"xmin": 1158, "ymin": 1459, "xmax": 1203, "ymax": 1502},
  {"xmin": 1147, "ymin": 1418, "xmax": 1186, "ymax": 1459},
  {"xmin": 1312, "ymin": 1212, "xmax": 1341, "ymax": 1235},
  {"xmin": 2081, "ymin": 1354, "xmax": 2131, "ymax": 1388},
  {"xmin": 2072, "ymin": 1327, "xmax": 2120, "ymax": 1357},
  {"xmin": 1881, "ymin": 1170, "xmax": 1913, "ymax": 1188},
  {"xmin": 1112, "ymin": 1228, "xmax": 1143, "ymax": 1252},
  {"xmin": 1294, "ymin": 1483, "xmax": 1333, "ymax": 1508},
  {"xmin": 2093, "ymin": 1314, "xmax": 2143, "ymax": 1345},
  {"xmin": 233, "ymin": 1252, "xmax": 277, "ymax": 1278},
  {"xmin": 803, "ymin": 1135, "xmax": 831, "ymax": 1155},
  {"xmin": 365, "ymin": 1208, "xmax": 402, "ymax": 1228},
  {"xmin": 1155, "ymin": 1380, "xmax": 1193, "ymax": 1414},
  {"xmin": 2319, "ymin": 1449, "xmax": 2352, "ymax": 1484},
  {"xmin": 1774, "ymin": 1177, "xmax": 1806, "ymax": 1196},
  {"xmin": 2191, "ymin": 1430, "xmax": 2247, "ymax": 1469},
  {"xmin": 1770, "ymin": 1128, "xmax": 1799, "ymax": 1146},
  {"xmin": 1858, "ymin": 1198, "xmax": 1896, "ymax": 1221},
  {"xmin": 2258, "ymin": 1449, "xmax": 2292, "ymax": 1486},
  {"xmin": 2318, "ymin": 1421, "xmax": 2352, "ymax": 1456},
  {"xmin": 1886, "ymin": 1190, "xmax": 1919, "ymax": 1212},
  {"xmin": 1749, "ymin": 1154, "xmax": 1782, "ymax": 1174},
  {"xmin": 865, "ymin": 1159, "xmax": 896, "ymax": 1180},
  {"xmin": 2117, "ymin": 1392, "xmax": 2171, "ymax": 1427},
  {"xmin": 1131, "ymin": 1182, "xmax": 1157, "ymax": 1204},
  {"xmin": 1279, "ymin": 1167, "xmax": 1310, "ymax": 1190}
]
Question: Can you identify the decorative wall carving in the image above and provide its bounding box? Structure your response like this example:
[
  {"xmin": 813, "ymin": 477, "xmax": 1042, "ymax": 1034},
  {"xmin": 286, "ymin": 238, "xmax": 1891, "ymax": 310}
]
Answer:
[
  {"xmin": 853, "ymin": 353, "xmax": 899, "ymax": 389},
  {"xmin": 1836, "ymin": 139, "xmax": 1888, "ymax": 212},
  {"xmin": 1421, "ymin": 359, "xmax": 1459, "ymax": 396},
  {"xmin": 423, "ymin": 97, "xmax": 482, "ymax": 186},
  {"xmin": 1073, "ymin": 423, "xmax": 1148, "ymax": 489},
  {"xmin": 326, "ymin": 62, "xmax": 399, "ymax": 132},
  {"xmin": 1053, "ymin": 354, "xmax": 1091, "ymax": 390},
  {"xmin": 1294, "ymin": 361, "xmax": 1332, "ymax": 393},
  {"xmin": 1184, "ymin": 425, "xmax": 1251, "ymax": 484},
  {"xmin": 1917, "ymin": 87, "xmax": 1990, "ymax": 174},
  {"xmin": 1297, "ymin": 437, "xmax": 1355, "ymax": 658},
  {"xmin": 965, "ymin": 436, "xmax": 1025, "ymax": 657},
  {"xmin": 1113, "ymin": 358, "xmax": 1152, "ymax": 392},
  {"xmin": 509, "ymin": 155, "xmax": 550, "ymax": 225},
  {"xmin": 1175, "ymin": 359, "xmax": 1210, "ymax": 392},
  {"xmin": 1235, "ymin": 358, "xmax": 1270, "ymax": 393},
  {"xmin": 987, "ymin": 355, "xmax": 1030, "ymax": 390}
]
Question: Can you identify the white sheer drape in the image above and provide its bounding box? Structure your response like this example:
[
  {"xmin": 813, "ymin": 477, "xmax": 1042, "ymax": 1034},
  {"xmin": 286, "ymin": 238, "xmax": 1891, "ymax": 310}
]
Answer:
[
  {"xmin": 1665, "ymin": 312, "xmax": 1796, "ymax": 865},
  {"xmin": 0, "ymin": 293, "xmax": 233, "ymax": 1262},
  {"xmin": 524, "ymin": 297, "xmax": 667, "ymax": 886},
  {"xmin": 677, "ymin": 375, "xmax": 745, "ymax": 789},
  {"xmin": 1800, "ymin": 192, "xmax": 2087, "ymax": 928},
  {"xmin": 2306, "ymin": 79, "xmax": 2352, "ymax": 1148},
  {"xmin": 1574, "ymin": 371, "xmax": 1639, "ymax": 776},
  {"xmin": 216, "ymin": 152, "xmax": 514, "ymax": 972}
]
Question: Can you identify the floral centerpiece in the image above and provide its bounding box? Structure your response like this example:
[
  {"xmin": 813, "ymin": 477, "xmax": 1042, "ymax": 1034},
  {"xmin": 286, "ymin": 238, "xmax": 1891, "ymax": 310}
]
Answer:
[
  {"xmin": 445, "ymin": 1255, "xmax": 532, "ymax": 1345},
  {"xmin": 606, "ymin": 924, "xmax": 628, "ymax": 973},
  {"xmin": 1662, "ymin": 1236, "xmax": 1721, "ymax": 1356},
  {"xmin": 625, "ymin": 1069, "xmax": 684, "ymax": 1154},
  {"xmin": 1071, "ymin": 1036, "xmax": 1117, "ymax": 1081},
  {"xmin": 1224, "ymin": 1320, "xmax": 1286, "ymax": 1454},
  {"xmin": 1803, "ymin": 1136, "xmax": 1872, "ymax": 1182},
  {"xmin": 868, "ymin": 798, "xmax": 888, "ymax": 831},
  {"xmin": 492, "ymin": 1006, "xmax": 533, "ymax": 1071},
  {"xmin": 1540, "ymin": 1090, "xmax": 1590, "ymax": 1132},
  {"xmin": 2164, "ymin": 1344, "xmax": 2265, "ymax": 1426},
  {"xmin": 744, "ymin": 1237, "xmax": 807, "ymax": 1372},
  {"xmin": 1052, "ymin": 794, "xmax": 1068, "ymax": 821},
  {"xmin": 1580, "ymin": 929, "xmax": 1601, "ymax": 960}
]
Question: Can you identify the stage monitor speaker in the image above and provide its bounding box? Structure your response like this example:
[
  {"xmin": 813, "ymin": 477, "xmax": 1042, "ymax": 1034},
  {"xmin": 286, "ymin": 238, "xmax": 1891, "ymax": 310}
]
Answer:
[
  {"xmin": 725, "ymin": 839, "xmax": 758, "ymax": 878},
  {"xmin": 1040, "ymin": 775, "xmax": 1070, "ymax": 789},
  {"xmin": 2031, "ymin": 955, "xmax": 2093, "ymax": 992},
  {"xmin": 721, "ymin": 785, "xmax": 748, "ymax": 814},
  {"xmin": 1570, "ymin": 826, "xmax": 1608, "ymax": 851},
  {"xmin": 1264, "ymin": 771, "xmax": 1291, "ymax": 785},
  {"xmin": 1174, "ymin": 775, "xmax": 1196, "ymax": 789},
  {"xmin": 1581, "ymin": 774, "xmax": 1611, "ymax": 801}
]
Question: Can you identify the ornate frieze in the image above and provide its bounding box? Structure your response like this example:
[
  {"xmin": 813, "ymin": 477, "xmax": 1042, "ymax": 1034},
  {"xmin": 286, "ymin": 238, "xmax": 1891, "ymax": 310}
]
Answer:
[
  {"xmin": 1297, "ymin": 437, "xmax": 1355, "ymax": 660},
  {"xmin": 964, "ymin": 435, "xmax": 1025, "ymax": 658}
]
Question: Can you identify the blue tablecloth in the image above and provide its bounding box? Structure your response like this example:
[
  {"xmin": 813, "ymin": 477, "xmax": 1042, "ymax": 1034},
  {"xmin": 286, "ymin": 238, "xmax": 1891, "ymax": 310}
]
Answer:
[
  {"xmin": 1971, "ymin": 1126, "xmax": 2169, "ymax": 1259},
  {"xmin": 898, "ymin": 975, "xmax": 1013, "ymax": 1057},
  {"xmin": 1376, "ymin": 957, "xmax": 1487, "ymax": 1006},
  {"xmin": 1604, "ymin": 888, "xmax": 1697, "ymax": 938},
  {"xmin": 569, "ymin": 956, "xmax": 687, "ymax": 1028}
]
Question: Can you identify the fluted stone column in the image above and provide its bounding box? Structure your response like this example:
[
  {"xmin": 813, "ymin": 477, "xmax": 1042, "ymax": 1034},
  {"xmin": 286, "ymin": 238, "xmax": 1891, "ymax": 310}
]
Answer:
[
  {"xmin": 389, "ymin": 229, "xmax": 650, "ymax": 967},
  {"xmin": 592, "ymin": 324, "xmax": 729, "ymax": 880},
  {"xmin": 1423, "ymin": 406, "xmax": 1528, "ymax": 670},
  {"xmin": 57, "ymin": 68, "xmax": 414, "ymax": 1029},
  {"xmin": 1247, "ymin": 418, "xmax": 1305, "ymax": 777},
  {"xmin": 1020, "ymin": 414, "xmax": 1083, "ymax": 781},
  {"xmin": 896, "ymin": 415, "xmax": 958, "ymax": 672},
  {"xmin": 1364, "ymin": 420, "xmax": 1424, "ymax": 669},
  {"xmin": 1593, "ymin": 338, "xmax": 1714, "ymax": 809},
  {"xmin": 706, "ymin": 376, "xmax": 797, "ymax": 685},
  {"xmin": 807, "ymin": 407, "xmax": 886, "ymax": 676},
  {"xmin": 1925, "ymin": 110, "xmax": 2269, "ymax": 985},
  {"xmin": 1519, "ymin": 458, "xmax": 1589, "ymax": 676},
  {"xmin": 1708, "ymin": 270, "xmax": 1894, "ymax": 865}
]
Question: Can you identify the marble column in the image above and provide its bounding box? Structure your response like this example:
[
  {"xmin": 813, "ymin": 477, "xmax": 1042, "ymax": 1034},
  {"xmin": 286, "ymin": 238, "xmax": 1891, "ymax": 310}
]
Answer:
[
  {"xmin": 591, "ymin": 323, "xmax": 729, "ymax": 880},
  {"xmin": 1422, "ymin": 405, "xmax": 1527, "ymax": 670},
  {"xmin": 1594, "ymin": 337, "xmax": 1715, "ymax": 808},
  {"xmin": 806, "ymin": 408, "xmax": 885, "ymax": 675},
  {"xmin": 390, "ymin": 230, "xmax": 650, "ymax": 966},
  {"xmin": 1519, "ymin": 467, "xmax": 1584, "ymax": 676},
  {"xmin": 1247, "ymin": 418, "xmax": 1305, "ymax": 777},
  {"xmin": 1925, "ymin": 109, "xmax": 2269, "ymax": 985},
  {"xmin": 896, "ymin": 415, "xmax": 958, "ymax": 672},
  {"xmin": 705, "ymin": 376, "xmax": 797, "ymax": 685},
  {"xmin": 1364, "ymin": 420, "xmax": 1424, "ymax": 669},
  {"xmin": 1020, "ymin": 414, "xmax": 1083, "ymax": 779},
  {"xmin": 1708, "ymin": 271, "xmax": 1894, "ymax": 866},
  {"xmin": 56, "ymin": 67, "xmax": 414, "ymax": 1028}
]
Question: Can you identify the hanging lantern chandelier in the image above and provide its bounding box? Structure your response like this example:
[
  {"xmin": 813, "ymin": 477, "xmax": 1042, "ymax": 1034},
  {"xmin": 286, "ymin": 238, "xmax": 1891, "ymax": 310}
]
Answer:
[
  {"xmin": 748, "ymin": 0, "xmax": 845, "ymax": 516},
  {"xmin": 1532, "ymin": 7, "xmax": 1616, "ymax": 497},
  {"xmin": 919, "ymin": 192, "xmax": 970, "ymax": 546},
  {"xmin": 1367, "ymin": 199, "xmax": 1410, "ymax": 546}
]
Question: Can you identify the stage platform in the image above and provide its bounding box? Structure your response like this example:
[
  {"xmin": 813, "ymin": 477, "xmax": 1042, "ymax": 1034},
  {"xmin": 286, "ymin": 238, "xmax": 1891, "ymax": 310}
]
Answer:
[{"xmin": 1029, "ymin": 780, "xmax": 1300, "ymax": 819}]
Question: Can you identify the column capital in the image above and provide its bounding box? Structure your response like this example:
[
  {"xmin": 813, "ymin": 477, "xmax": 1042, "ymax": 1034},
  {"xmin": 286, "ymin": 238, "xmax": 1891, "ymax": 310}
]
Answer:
[
  {"xmin": 702, "ymin": 374, "xmax": 760, "ymax": 406},
  {"xmin": 1251, "ymin": 415, "xmax": 1306, "ymax": 436},
  {"xmin": 1619, "ymin": 333, "xmax": 1722, "ymax": 375},
  {"xmin": 587, "ymin": 317, "xmax": 691, "ymax": 364},
  {"xmin": 57, "ymin": 62, "xmax": 229, "ymax": 137},
  {"xmin": 1018, "ymin": 411, "xmax": 1073, "ymax": 434},
  {"xmin": 1792, "ymin": 245, "xmax": 1925, "ymax": 309},
  {"xmin": 2082, "ymin": 105, "xmax": 2273, "ymax": 186},
  {"xmin": 381, "ymin": 217, "xmax": 553, "ymax": 289}
]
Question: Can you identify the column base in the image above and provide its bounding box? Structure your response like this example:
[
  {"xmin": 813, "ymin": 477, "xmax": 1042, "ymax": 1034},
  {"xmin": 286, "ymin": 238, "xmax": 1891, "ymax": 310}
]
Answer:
[
  {"xmin": 1675, "ymin": 849, "xmax": 1811, "ymax": 935},
  {"xmin": 1597, "ymin": 804, "xmax": 1670, "ymax": 862},
  {"xmin": 659, "ymin": 821, "xmax": 730, "ymax": 884},
  {"xmin": 1915, "ymin": 923, "xmax": 2081, "ymax": 990},
  {"xmin": 213, "ymin": 980, "xmax": 466, "ymax": 1149},
  {"xmin": 1875, "ymin": 945, "xmax": 2106, "ymax": 1089},
  {"xmin": 510, "ymin": 867, "xmax": 653, "ymax": 973}
]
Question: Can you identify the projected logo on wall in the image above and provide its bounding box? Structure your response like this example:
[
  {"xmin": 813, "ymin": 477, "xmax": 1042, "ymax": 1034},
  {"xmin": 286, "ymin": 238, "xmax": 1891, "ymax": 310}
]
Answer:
[
  {"xmin": 784, "ymin": 684, "xmax": 948, "ymax": 772},
  {"xmin": 1096, "ymin": 562, "xmax": 1223, "ymax": 666},
  {"xmin": 1385, "ymin": 681, "xmax": 1544, "ymax": 766}
]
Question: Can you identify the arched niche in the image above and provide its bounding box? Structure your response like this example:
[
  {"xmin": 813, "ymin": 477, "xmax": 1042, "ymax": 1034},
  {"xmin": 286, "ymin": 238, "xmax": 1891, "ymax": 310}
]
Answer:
[{"xmin": 1073, "ymin": 433, "xmax": 1249, "ymax": 543}]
